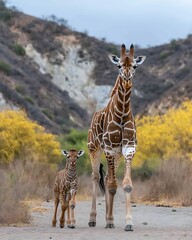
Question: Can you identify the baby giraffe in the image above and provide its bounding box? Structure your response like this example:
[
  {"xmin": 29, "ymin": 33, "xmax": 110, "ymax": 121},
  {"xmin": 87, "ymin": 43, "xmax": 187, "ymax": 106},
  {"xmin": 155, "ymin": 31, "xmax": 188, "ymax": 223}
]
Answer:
[{"xmin": 52, "ymin": 149, "xmax": 84, "ymax": 228}]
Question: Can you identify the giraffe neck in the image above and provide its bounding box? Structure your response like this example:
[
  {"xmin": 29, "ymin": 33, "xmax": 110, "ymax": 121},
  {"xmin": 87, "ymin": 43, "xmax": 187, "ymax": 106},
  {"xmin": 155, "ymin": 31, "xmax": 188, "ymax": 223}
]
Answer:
[
  {"xmin": 65, "ymin": 165, "xmax": 77, "ymax": 183},
  {"xmin": 112, "ymin": 76, "xmax": 132, "ymax": 117}
]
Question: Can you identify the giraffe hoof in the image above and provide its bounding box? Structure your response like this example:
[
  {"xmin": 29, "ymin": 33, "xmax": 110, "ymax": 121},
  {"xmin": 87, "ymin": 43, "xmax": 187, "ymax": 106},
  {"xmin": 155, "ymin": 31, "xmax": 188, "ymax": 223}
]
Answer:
[
  {"xmin": 68, "ymin": 225, "xmax": 75, "ymax": 229},
  {"xmin": 60, "ymin": 225, "xmax": 64, "ymax": 228},
  {"xmin": 88, "ymin": 221, "xmax": 96, "ymax": 227},
  {"xmin": 124, "ymin": 186, "xmax": 132, "ymax": 193},
  {"xmin": 105, "ymin": 223, "xmax": 115, "ymax": 228},
  {"xmin": 52, "ymin": 223, "xmax": 56, "ymax": 227},
  {"xmin": 124, "ymin": 224, "xmax": 133, "ymax": 231}
]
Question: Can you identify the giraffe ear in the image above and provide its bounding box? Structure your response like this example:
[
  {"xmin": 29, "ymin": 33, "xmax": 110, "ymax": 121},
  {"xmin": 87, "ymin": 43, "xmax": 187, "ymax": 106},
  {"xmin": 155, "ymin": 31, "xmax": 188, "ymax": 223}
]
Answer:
[
  {"xmin": 62, "ymin": 150, "xmax": 68, "ymax": 156},
  {"xmin": 108, "ymin": 54, "xmax": 119, "ymax": 65},
  {"xmin": 78, "ymin": 150, "xmax": 84, "ymax": 157},
  {"xmin": 135, "ymin": 56, "xmax": 146, "ymax": 65}
]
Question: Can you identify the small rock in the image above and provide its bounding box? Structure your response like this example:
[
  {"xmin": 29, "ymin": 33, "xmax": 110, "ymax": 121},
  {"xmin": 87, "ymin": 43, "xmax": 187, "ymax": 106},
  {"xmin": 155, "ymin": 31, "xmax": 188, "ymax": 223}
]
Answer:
[{"xmin": 142, "ymin": 222, "xmax": 148, "ymax": 225}]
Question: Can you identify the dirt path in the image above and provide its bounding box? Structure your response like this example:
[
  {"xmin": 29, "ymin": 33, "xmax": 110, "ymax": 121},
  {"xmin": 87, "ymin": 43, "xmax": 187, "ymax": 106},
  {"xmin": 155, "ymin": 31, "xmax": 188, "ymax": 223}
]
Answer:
[{"xmin": 0, "ymin": 195, "xmax": 192, "ymax": 240}]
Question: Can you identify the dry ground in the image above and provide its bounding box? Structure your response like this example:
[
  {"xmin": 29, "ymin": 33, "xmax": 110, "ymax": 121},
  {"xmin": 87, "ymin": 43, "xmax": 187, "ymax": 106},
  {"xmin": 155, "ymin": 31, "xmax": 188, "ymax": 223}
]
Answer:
[{"xmin": 0, "ymin": 190, "xmax": 192, "ymax": 240}]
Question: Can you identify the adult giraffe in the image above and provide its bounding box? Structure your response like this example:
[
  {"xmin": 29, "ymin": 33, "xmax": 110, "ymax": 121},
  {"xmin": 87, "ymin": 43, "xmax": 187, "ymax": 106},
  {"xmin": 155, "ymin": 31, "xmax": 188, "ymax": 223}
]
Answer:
[{"xmin": 88, "ymin": 44, "xmax": 146, "ymax": 231}]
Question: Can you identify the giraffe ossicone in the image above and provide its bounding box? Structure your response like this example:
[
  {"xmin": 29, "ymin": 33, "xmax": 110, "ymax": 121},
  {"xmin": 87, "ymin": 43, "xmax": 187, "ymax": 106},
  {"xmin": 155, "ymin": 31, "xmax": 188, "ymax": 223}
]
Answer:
[{"xmin": 88, "ymin": 43, "xmax": 146, "ymax": 231}]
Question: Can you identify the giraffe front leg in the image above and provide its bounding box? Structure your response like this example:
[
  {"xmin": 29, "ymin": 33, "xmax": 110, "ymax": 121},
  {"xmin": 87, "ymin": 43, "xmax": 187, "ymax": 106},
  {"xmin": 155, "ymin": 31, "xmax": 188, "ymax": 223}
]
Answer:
[
  {"xmin": 67, "ymin": 205, "xmax": 71, "ymax": 228},
  {"xmin": 52, "ymin": 192, "xmax": 59, "ymax": 227},
  {"xmin": 122, "ymin": 147, "xmax": 135, "ymax": 231},
  {"xmin": 66, "ymin": 191, "xmax": 72, "ymax": 228},
  {"xmin": 88, "ymin": 150, "xmax": 102, "ymax": 227},
  {"xmin": 105, "ymin": 154, "xmax": 118, "ymax": 229},
  {"xmin": 69, "ymin": 193, "xmax": 76, "ymax": 228},
  {"xmin": 104, "ymin": 174, "xmax": 109, "ymax": 224},
  {"xmin": 104, "ymin": 174, "xmax": 115, "ymax": 229},
  {"xmin": 88, "ymin": 171, "xmax": 99, "ymax": 227}
]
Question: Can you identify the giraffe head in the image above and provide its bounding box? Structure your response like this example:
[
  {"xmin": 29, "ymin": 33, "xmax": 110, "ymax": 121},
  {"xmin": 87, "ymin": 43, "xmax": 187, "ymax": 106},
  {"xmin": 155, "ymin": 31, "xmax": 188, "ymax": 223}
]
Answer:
[
  {"xmin": 62, "ymin": 149, "xmax": 84, "ymax": 167},
  {"xmin": 108, "ymin": 44, "xmax": 146, "ymax": 81}
]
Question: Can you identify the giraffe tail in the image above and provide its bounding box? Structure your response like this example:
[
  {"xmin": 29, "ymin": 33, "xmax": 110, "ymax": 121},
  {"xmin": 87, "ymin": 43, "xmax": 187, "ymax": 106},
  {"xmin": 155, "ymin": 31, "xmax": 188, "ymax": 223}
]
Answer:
[{"xmin": 99, "ymin": 163, "xmax": 106, "ymax": 194}]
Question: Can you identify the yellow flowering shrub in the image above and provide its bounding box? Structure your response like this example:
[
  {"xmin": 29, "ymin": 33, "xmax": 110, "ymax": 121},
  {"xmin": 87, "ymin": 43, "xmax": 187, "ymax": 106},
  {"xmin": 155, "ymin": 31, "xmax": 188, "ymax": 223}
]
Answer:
[
  {"xmin": 0, "ymin": 110, "xmax": 62, "ymax": 165},
  {"xmin": 133, "ymin": 101, "xmax": 192, "ymax": 169}
]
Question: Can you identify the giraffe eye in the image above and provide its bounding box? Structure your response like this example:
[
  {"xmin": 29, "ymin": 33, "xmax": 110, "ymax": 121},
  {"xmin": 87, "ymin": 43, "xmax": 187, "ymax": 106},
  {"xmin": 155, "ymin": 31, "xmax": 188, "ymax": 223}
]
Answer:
[
  {"xmin": 117, "ymin": 64, "xmax": 121, "ymax": 69},
  {"xmin": 133, "ymin": 65, "xmax": 137, "ymax": 69}
]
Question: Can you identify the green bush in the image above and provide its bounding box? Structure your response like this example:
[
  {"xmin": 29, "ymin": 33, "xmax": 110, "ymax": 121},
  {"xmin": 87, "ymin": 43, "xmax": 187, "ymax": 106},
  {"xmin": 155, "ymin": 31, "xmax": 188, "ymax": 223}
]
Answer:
[
  {"xmin": 11, "ymin": 44, "xmax": 26, "ymax": 56},
  {"xmin": 159, "ymin": 50, "xmax": 170, "ymax": 59},
  {"xmin": 0, "ymin": 1, "xmax": 13, "ymax": 21},
  {"xmin": 59, "ymin": 129, "xmax": 92, "ymax": 175},
  {"xmin": 15, "ymin": 85, "xmax": 26, "ymax": 94},
  {"xmin": 0, "ymin": 0, "xmax": 6, "ymax": 9},
  {"xmin": 0, "ymin": 11, "xmax": 12, "ymax": 21},
  {"xmin": 107, "ymin": 44, "xmax": 119, "ymax": 56},
  {"xmin": 24, "ymin": 96, "xmax": 34, "ymax": 105},
  {"xmin": 170, "ymin": 39, "xmax": 180, "ymax": 51},
  {"xmin": 42, "ymin": 108, "xmax": 54, "ymax": 120},
  {"xmin": 0, "ymin": 60, "xmax": 12, "ymax": 75}
]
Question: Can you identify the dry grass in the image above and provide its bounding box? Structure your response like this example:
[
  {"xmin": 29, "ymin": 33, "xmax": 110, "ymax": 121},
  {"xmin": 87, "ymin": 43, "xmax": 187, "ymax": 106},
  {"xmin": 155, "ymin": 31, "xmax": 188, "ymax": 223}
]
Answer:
[
  {"xmin": 77, "ymin": 174, "xmax": 92, "ymax": 200},
  {"xmin": 0, "ymin": 160, "xmax": 56, "ymax": 225},
  {"xmin": 0, "ymin": 169, "xmax": 30, "ymax": 225},
  {"xmin": 1, "ymin": 157, "xmax": 191, "ymax": 225},
  {"xmin": 133, "ymin": 158, "xmax": 192, "ymax": 206},
  {"xmin": 10, "ymin": 160, "xmax": 56, "ymax": 200},
  {"xmin": 77, "ymin": 158, "xmax": 192, "ymax": 207}
]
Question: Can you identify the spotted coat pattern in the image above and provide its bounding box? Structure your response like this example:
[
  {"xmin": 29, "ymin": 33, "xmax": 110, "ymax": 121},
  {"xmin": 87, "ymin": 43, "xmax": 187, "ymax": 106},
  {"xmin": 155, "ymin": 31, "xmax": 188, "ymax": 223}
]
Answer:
[
  {"xmin": 88, "ymin": 44, "xmax": 146, "ymax": 231},
  {"xmin": 52, "ymin": 149, "xmax": 84, "ymax": 229}
]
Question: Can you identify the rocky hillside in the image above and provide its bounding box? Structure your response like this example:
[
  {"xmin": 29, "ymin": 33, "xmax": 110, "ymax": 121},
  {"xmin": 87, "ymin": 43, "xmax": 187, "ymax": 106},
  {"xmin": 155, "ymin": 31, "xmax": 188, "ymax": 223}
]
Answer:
[{"xmin": 0, "ymin": 3, "xmax": 192, "ymax": 134}]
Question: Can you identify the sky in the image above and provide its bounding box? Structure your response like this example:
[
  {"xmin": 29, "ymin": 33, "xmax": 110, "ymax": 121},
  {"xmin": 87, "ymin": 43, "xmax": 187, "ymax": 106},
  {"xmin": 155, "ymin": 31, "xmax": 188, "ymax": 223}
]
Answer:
[{"xmin": 7, "ymin": 0, "xmax": 192, "ymax": 48}]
